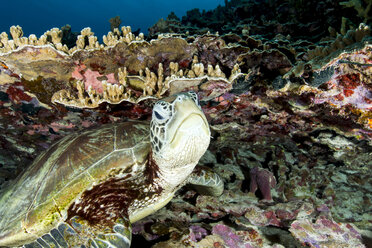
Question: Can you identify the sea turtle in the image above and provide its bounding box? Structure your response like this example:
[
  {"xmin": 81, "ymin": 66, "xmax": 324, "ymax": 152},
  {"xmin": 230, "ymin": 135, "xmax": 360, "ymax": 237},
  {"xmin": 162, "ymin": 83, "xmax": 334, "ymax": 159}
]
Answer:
[{"xmin": 0, "ymin": 91, "xmax": 224, "ymax": 248}]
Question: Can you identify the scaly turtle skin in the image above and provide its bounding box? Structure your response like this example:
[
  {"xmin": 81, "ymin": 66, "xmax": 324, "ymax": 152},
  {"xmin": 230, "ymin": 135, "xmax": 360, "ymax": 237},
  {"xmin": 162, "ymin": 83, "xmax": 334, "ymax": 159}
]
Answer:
[{"xmin": 0, "ymin": 92, "xmax": 223, "ymax": 248}]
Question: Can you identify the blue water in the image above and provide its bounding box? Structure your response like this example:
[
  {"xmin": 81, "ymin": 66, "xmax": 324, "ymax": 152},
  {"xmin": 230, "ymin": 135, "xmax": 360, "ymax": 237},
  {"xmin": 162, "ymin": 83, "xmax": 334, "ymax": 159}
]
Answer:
[{"xmin": 1, "ymin": 0, "xmax": 225, "ymax": 39}]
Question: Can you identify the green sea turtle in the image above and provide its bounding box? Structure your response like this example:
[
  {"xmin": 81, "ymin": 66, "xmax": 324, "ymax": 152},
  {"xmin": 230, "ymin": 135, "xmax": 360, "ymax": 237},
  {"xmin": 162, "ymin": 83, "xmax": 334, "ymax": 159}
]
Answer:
[{"xmin": 0, "ymin": 91, "xmax": 223, "ymax": 248}]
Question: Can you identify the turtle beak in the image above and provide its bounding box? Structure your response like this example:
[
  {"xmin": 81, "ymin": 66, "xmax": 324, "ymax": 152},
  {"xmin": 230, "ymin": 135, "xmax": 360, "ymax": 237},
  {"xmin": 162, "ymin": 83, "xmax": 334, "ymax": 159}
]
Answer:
[{"xmin": 168, "ymin": 97, "xmax": 210, "ymax": 149}]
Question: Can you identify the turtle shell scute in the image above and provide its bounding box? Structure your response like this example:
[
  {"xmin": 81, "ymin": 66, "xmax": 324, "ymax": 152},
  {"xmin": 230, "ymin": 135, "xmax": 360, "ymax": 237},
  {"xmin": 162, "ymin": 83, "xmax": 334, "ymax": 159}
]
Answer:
[{"xmin": 0, "ymin": 121, "xmax": 151, "ymax": 243}]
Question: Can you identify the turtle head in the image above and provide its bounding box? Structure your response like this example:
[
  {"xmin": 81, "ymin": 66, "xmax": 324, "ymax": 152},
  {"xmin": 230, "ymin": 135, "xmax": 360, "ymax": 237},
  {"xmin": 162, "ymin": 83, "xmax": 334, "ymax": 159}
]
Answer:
[{"xmin": 150, "ymin": 91, "xmax": 210, "ymax": 185}]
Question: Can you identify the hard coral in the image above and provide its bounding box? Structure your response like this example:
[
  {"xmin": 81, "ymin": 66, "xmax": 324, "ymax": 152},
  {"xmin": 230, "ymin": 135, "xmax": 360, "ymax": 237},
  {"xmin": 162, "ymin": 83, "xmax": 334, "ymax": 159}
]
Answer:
[{"xmin": 109, "ymin": 16, "xmax": 122, "ymax": 32}]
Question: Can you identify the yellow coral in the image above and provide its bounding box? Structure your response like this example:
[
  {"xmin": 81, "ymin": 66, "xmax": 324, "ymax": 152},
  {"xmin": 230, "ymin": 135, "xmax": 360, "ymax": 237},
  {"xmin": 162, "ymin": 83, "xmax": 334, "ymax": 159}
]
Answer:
[
  {"xmin": 0, "ymin": 25, "xmax": 145, "ymax": 55},
  {"xmin": 52, "ymin": 59, "xmax": 245, "ymax": 108}
]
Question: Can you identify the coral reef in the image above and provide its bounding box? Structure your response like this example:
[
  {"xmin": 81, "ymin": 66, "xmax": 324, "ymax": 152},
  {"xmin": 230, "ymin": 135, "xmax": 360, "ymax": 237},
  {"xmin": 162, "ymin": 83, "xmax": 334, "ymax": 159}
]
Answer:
[
  {"xmin": 149, "ymin": 0, "xmax": 371, "ymax": 41},
  {"xmin": 0, "ymin": 1, "xmax": 371, "ymax": 246}
]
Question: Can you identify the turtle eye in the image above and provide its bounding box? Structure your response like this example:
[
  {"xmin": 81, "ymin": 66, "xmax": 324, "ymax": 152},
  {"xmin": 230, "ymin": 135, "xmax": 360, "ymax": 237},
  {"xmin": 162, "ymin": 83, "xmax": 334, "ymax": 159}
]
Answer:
[
  {"xmin": 154, "ymin": 111, "xmax": 163, "ymax": 120},
  {"xmin": 152, "ymin": 101, "xmax": 171, "ymax": 123}
]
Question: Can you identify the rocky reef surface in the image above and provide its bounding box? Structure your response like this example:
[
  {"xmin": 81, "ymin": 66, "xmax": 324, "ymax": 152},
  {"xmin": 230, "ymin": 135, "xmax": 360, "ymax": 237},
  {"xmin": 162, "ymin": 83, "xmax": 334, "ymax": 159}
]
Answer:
[{"xmin": 0, "ymin": 0, "xmax": 371, "ymax": 247}]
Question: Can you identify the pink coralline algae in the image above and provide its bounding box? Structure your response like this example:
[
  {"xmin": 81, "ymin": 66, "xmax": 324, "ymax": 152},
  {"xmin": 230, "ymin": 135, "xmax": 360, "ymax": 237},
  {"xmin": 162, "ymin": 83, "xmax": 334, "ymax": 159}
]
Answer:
[
  {"xmin": 289, "ymin": 216, "xmax": 365, "ymax": 248},
  {"xmin": 249, "ymin": 167, "xmax": 276, "ymax": 201},
  {"xmin": 244, "ymin": 206, "xmax": 281, "ymax": 227},
  {"xmin": 189, "ymin": 225, "xmax": 208, "ymax": 242},
  {"xmin": 314, "ymin": 72, "xmax": 372, "ymax": 111},
  {"xmin": 243, "ymin": 202, "xmax": 314, "ymax": 227},
  {"xmin": 310, "ymin": 46, "xmax": 372, "ymax": 130},
  {"xmin": 72, "ymin": 63, "xmax": 118, "ymax": 94},
  {"xmin": 212, "ymin": 224, "xmax": 255, "ymax": 248}
]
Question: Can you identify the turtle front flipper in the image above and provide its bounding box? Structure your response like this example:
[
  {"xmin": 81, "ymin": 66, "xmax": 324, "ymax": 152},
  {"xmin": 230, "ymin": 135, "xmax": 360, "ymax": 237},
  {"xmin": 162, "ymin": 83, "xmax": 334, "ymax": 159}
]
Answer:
[
  {"xmin": 68, "ymin": 215, "xmax": 131, "ymax": 248},
  {"xmin": 23, "ymin": 216, "xmax": 132, "ymax": 248},
  {"xmin": 187, "ymin": 166, "xmax": 224, "ymax": 197},
  {"xmin": 89, "ymin": 217, "xmax": 131, "ymax": 248},
  {"xmin": 23, "ymin": 224, "xmax": 71, "ymax": 248}
]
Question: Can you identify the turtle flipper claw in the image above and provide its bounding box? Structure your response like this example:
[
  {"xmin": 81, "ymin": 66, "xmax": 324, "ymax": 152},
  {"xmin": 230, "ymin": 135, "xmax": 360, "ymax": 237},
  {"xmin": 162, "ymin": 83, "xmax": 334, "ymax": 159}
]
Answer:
[{"xmin": 187, "ymin": 166, "xmax": 224, "ymax": 196}]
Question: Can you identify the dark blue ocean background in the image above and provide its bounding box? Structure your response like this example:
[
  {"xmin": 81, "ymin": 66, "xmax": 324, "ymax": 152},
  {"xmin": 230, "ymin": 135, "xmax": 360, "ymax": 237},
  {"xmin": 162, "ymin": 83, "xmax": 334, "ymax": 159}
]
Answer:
[{"xmin": 1, "ymin": 0, "xmax": 225, "ymax": 38}]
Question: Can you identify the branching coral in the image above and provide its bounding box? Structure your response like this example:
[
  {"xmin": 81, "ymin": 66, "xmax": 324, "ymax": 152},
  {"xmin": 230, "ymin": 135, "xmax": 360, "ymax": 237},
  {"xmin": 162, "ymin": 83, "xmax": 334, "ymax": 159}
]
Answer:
[
  {"xmin": 109, "ymin": 16, "xmax": 122, "ymax": 32},
  {"xmin": 307, "ymin": 23, "xmax": 371, "ymax": 62},
  {"xmin": 52, "ymin": 57, "xmax": 243, "ymax": 108},
  {"xmin": 340, "ymin": 0, "xmax": 372, "ymax": 23},
  {"xmin": 0, "ymin": 25, "xmax": 144, "ymax": 54}
]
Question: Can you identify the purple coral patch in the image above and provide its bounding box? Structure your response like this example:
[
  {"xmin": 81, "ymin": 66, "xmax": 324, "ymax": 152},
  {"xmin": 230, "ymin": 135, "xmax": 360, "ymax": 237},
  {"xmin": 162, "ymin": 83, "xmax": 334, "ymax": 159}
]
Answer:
[
  {"xmin": 290, "ymin": 216, "xmax": 364, "ymax": 248},
  {"xmin": 189, "ymin": 225, "xmax": 208, "ymax": 242},
  {"xmin": 249, "ymin": 167, "xmax": 276, "ymax": 201},
  {"xmin": 212, "ymin": 224, "xmax": 254, "ymax": 248}
]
